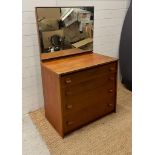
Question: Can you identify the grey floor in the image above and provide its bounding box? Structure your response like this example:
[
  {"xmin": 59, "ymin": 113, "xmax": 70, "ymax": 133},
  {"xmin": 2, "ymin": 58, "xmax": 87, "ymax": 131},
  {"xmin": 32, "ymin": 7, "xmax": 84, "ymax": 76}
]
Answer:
[{"xmin": 22, "ymin": 114, "xmax": 51, "ymax": 155}]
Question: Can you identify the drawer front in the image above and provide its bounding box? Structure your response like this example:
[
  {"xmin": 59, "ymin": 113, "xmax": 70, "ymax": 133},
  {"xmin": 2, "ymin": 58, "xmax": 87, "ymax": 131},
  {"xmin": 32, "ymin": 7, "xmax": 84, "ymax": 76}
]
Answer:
[
  {"xmin": 62, "ymin": 73, "xmax": 116, "ymax": 96},
  {"xmin": 63, "ymin": 97, "xmax": 115, "ymax": 133},
  {"xmin": 61, "ymin": 62, "xmax": 117, "ymax": 87},
  {"xmin": 62, "ymin": 79, "xmax": 116, "ymax": 116}
]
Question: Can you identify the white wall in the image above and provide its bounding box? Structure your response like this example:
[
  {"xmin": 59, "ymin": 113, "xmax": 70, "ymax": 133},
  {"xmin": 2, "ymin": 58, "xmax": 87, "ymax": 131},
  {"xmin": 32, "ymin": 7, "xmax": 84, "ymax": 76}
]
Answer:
[{"xmin": 22, "ymin": 0, "xmax": 131, "ymax": 114}]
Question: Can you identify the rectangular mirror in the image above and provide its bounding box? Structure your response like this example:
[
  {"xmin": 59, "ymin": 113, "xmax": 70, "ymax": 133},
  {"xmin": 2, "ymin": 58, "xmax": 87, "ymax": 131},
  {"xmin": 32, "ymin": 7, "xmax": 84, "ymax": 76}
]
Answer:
[{"xmin": 35, "ymin": 7, "xmax": 94, "ymax": 60}]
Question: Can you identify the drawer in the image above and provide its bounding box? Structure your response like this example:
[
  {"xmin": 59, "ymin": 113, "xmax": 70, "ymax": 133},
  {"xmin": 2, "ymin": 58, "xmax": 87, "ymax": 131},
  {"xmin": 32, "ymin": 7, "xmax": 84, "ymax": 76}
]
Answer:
[
  {"xmin": 62, "ymin": 80, "xmax": 116, "ymax": 116},
  {"xmin": 63, "ymin": 98, "xmax": 115, "ymax": 134},
  {"xmin": 62, "ymin": 73, "xmax": 116, "ymax": 96},
  {"xmin": 61, "ymin": 62, "xmax": 117, "ymax": 87}
]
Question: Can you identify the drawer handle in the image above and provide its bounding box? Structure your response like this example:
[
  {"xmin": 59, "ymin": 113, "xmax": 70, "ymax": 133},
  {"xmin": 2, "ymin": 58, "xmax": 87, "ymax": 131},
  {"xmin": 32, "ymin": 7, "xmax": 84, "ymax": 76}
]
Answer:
[
  {"xmin": 109, "ymin": 67, "xmax": 115, "ymax": 71},
  {"xmin": 66, "ymin": 91, "xmax": 72, "ymax": 96},
  {"xmin": 66, "ymin": 121, "xmax": 74, "ymax": 126},
  {"xmin": 108, "ymin": 103, "xmax": 113, "ymax": 107},
  {"xmin": 65, "ymin": 78, "xmax": 72, "ymax": 84},
  {"xmin": 109, "ymin": 77, "xmax": 115, "ymax": 81},
  {"xmin": 108, "ymin": 89, "xmax": 113, "ymax": 93},
  {"xmin": 66, "ymin": 104, "xmax": 73, "ymax": 109}
]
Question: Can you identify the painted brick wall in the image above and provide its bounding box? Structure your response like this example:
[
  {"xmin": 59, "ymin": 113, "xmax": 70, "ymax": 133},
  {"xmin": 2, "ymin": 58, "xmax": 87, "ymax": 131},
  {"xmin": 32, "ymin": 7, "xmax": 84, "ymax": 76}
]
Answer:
[{"xmin": 22, "ymin": 0, "xmax": 130, "ymax": 114}]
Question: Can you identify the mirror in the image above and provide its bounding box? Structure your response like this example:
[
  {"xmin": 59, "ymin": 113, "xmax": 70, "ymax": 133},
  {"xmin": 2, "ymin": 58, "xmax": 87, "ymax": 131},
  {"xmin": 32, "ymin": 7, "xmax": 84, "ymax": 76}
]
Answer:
[{"xmin": 36, "ymin": 7, "xmax": 94, "ymax": 58}]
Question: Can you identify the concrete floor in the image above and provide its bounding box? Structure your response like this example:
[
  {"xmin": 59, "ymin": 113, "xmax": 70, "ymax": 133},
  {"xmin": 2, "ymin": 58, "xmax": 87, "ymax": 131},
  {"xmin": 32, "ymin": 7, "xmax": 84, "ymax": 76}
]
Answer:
[{"xmin": 23, "ymin": 114, "xmax": 51, "ymax": 155}]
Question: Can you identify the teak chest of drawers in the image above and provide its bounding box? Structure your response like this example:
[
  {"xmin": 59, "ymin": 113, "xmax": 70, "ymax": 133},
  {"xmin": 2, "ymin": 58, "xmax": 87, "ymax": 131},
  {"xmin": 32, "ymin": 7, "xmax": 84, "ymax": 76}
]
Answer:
[{"xmin": 41, "ymin": 49, "xmax": 118, "ymax": 137}]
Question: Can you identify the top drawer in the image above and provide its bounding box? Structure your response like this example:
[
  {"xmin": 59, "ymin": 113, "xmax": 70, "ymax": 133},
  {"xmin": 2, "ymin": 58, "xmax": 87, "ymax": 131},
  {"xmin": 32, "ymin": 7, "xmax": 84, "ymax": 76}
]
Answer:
[{"xmin": 61, "ymin": 61, "xmax": 117, "ymax": 87}]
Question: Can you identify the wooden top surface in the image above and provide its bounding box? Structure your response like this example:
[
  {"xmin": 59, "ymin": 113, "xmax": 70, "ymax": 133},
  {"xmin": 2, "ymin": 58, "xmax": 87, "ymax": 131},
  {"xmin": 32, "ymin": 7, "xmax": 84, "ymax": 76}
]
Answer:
[
  {"xmin": 41, "ymin": 52, "xmax": 117, "ymax": 75},
  {"xmin": 40, "ymin": 48, "xmax": 91, "ymax": 61}
]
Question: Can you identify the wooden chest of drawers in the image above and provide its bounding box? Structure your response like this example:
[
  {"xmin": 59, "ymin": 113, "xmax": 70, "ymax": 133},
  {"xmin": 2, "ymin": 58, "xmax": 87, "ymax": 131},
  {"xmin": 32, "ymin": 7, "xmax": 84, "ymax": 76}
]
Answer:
[{"xmin": 41, "ymin": 50, "xmax": 118, "ymax": 137}]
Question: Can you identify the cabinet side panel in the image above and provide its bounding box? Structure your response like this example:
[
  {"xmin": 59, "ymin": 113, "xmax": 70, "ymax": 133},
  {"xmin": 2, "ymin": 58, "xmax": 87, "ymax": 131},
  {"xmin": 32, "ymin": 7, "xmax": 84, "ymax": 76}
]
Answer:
[{"xmin": 41, "ymin": 65, "xmax": 63, "ymax": 136}]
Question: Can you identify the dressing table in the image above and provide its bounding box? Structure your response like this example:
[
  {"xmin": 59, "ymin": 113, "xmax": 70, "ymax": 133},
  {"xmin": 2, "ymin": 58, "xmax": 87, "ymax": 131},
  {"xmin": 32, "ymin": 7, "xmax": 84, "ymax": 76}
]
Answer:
[{"xmin": 36, "ymin": 7, "xmax": 118, "ymax": 137}]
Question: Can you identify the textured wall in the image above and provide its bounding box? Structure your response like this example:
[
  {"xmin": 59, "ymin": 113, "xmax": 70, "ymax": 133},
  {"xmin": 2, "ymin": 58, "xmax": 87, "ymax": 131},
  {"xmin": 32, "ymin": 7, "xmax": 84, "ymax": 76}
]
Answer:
[{"xmin": 22, "ymin": 0, "xmax": 130, "ymax": 114}]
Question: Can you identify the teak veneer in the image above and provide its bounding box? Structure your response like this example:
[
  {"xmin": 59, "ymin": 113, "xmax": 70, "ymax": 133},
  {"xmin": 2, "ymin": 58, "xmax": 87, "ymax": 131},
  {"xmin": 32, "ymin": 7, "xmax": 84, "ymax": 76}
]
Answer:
[{"xmin": 41, "ymin": 49, "xmax": 118, "ymax": 137}]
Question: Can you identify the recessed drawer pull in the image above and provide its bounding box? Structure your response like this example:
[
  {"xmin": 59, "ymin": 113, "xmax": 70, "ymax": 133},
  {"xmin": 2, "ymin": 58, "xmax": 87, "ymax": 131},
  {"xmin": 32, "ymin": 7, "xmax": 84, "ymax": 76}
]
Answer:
[
  {"xmin": 108, "ymin": 89, "xmax": 113, "ymax": 93},
  {"xmin": 65, "ymin": 78, "xmax": 72, "ymax": 84},
  {"xmin": 66, "ymin": 104, "xmax": 73, "ymax": 109},
  {"xmin": 109, "ymin": 67, "xmax": 115, "ymax": 71},
  {"xmin": 109, "ymin": 77, "xmax": 115, "ymax": 81},
  {"xmin": 108, "ymin": 103, "xmax": 113, "ymax": 107},
  {"xmin": 66, "ymin": 91, "xmax": 72, "ymax": 96},
  {"xmin": 66, "ymin": 121, "xmax": 74, "ymax": 126}
]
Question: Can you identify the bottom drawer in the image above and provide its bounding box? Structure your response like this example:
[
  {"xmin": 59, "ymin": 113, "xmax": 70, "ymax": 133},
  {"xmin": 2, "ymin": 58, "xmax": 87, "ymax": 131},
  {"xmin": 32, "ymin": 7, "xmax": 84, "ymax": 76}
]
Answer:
[{"xmin": 63, "ymin": 98, "xmax": 115, "ymax": 134}]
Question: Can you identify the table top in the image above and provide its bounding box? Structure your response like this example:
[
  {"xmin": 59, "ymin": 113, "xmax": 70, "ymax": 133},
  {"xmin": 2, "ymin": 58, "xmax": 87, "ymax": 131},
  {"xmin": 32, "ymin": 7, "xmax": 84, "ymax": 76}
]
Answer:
[{"xmin": 41, "ymin": 52, "xmax": 117, "ymax": 75}]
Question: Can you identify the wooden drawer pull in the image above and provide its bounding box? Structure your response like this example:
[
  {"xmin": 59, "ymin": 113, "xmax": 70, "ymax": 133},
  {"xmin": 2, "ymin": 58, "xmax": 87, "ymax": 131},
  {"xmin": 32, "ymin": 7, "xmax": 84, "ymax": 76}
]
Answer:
[
  {"xmin": 66, "ymin": 104, "xmax": 73, "ymax": 109},
  {"xmin": 109, "ymin": 67, "xmax": 115, "ymax": 71},
  {"xmin": 65, "ymin": 78, "xmax": 72, "ymax": 84},
  {"xmin": 109, "ymin": 77, "xmax": 115, "ymax": 81},
  {"xmin": 66, "ymin": 121, "xmax": 74, "ymax": 126},
  {"xmin": 66, "ymin": 91, "xmax": 72, "ymax": 96},
  {"xmin": 108, "ymin": 89, "xmax": 113, "ymax": 93},
  {"xmin": 108, "ymin": 103, "xmax": 113, "ymax": 107}
]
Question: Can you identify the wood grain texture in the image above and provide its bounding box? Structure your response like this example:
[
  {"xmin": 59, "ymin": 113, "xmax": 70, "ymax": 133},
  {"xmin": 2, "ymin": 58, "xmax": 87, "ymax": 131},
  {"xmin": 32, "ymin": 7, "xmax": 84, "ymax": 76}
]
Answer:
[
  {"xmin": 41, "ymin": 65, "xmax": 64, "ymax": 136},
  {"xmin": 41, "ymin": 49, "xmax": 118, "ymax": 137},
  {"xmin": 62, "ymin": 77, "xmax": 115, "ymax": 116},
  {"xmin": 61, "ymin": 62, "xmax": 117, "ymax": 87},
  {"xmin": 60, "ymin": 64, "xmax": 117, "ymax": 134},
  {"xmin": 42, "ymin": 52, "xmax": 117, "ymax": 75}
]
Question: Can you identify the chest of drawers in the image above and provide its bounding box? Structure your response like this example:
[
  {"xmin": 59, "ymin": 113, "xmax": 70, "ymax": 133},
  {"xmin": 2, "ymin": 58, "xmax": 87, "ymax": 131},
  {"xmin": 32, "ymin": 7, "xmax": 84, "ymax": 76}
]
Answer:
[{"xmin": 41, "ymin": 50, "xmax": 118, "ymax": 137}]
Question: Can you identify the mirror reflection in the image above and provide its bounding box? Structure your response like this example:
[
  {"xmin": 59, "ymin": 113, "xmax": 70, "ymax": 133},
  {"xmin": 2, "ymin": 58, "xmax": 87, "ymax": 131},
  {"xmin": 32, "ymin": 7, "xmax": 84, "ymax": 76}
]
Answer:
[{"xmin": 36, "ymin": 7, "xmax": 94, "ymax": 54}]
